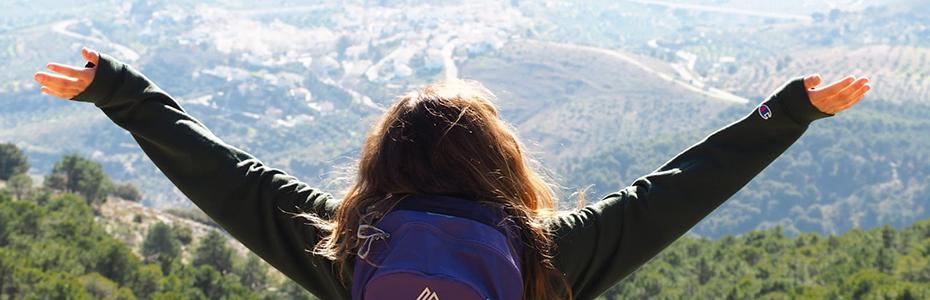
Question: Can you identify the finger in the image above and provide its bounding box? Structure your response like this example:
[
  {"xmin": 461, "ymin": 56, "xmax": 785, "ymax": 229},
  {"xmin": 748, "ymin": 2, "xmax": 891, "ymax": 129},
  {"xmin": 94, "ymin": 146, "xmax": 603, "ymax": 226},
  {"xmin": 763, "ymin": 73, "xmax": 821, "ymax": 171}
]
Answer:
[
  {"xmin": 803, "ymin": 74, "xmax": 822, "ymax": 89},
  {"xmin": 41, "ymin": 86, "xmax": 73, "ymax": 100},
  {"xmin": 835, "ymin": 85, "xmax": 870, "ymax": 112},
  {"xmin": 836, "ymin": 77, "xmax": 870, "ymax": 100},
  {"xmin": 840, "ymin": 84, "xmax": 872, "ymax": 110},
  {"xmin": 34, "ymin": 72, "xmax": 79, "ymax": 90},
  {"xmin": 816, "ymin": 76, "xmax": 856, "ymax": 95},
  {"xmin": 47, "ymin": 63, "xmax": 84, "ymax": 78},
  {"xmin": 82, "ymin": 47, "xmax": 99, "ymax": 65}
]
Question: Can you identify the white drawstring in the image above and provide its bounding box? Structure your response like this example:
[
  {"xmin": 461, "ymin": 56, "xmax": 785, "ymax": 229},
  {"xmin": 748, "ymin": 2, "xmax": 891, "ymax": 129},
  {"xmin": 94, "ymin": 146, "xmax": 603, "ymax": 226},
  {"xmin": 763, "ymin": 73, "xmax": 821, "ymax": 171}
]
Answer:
[{"xmin": 357, "ymin": 224, "xmax": 390, "ymax": 260}]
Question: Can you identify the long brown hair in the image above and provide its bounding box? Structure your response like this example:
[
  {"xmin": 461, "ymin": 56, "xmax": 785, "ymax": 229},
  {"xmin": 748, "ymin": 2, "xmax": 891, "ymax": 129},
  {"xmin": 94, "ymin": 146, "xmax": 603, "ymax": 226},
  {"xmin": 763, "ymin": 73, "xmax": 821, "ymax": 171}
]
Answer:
[{"xmin": 310, "ymin": 80, "xmax": 570, "ymax": 299}]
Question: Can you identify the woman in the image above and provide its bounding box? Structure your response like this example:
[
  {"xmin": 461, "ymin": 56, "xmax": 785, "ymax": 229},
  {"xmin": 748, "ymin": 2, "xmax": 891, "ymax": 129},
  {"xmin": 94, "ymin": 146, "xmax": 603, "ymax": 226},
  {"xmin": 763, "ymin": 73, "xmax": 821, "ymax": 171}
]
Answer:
[{"xmin": 35, "ymin": 48, "xmax": 870, "ymax": 299}]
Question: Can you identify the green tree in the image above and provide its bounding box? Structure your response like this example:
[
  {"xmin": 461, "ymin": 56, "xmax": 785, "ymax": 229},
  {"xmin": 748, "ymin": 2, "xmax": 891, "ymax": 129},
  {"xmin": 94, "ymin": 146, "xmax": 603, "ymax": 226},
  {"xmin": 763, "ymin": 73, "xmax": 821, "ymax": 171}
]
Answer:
[
  {"xmin": 45, "ymin": 155, "xmax": 111, "ymax": 205},
  {"xmin": 0, "ymin": 249, "xmax": 17, "ymax": 297},
  {"xmin": 141, "ymin": 222, "xmax": 180, "ymax": 273},
  {"xmin": 0, "ymin": 200, "xmax": 11, "ymax": 246},
  {"xmin": 172, "ymin": 225, "xmax": 193, "ymax": 245},
  {"xmin": 192, "ymin": 231, "xmax": 234, "ymax": 275},
  {"xmin": 153, "ymin": 264, "xmax": 203, "ymax": 299},
  {"xmin": 238, "ymin": 253, "xmax": 268, "ymax": 290},
  {"xmin": 78, "ymin": 273, "xmax": 127, "ymax": 300},
  {"xmin": 191, "ymin": 264, "xmax": 248, "ymax": 299},
  {"xmin": 0, "ymin": 188, "xmax": 10, "ymax": 204},
  {"xmin": 95, "ymin": 240, "xmax": 140, "ymax": 285},
  {"xmin": 128, "ymin": 264, "xmax": 163, "ymax": 299},
  {"xmin": 110, "ymin": 182, "xmax": 142, "ymax": 202},
  {"xmin": 697, "ymin": 257, "xmax": 714, "ymax": 285},
  {"xmin": 276, "ymin": 280, "xmax": 317, "ymax": 300},
  {"xmin": 877, "ymin": 248, "xmax": 896, "ymax": 274},
  {"xmin": 8, "ymin": 173, "xmax": 33, "ymax": 200},
  {"xmin": 28, "ymin": 272, "xmax": 91, "ymax": 300},
  {"xmin": 0, "ymin": 143, "xmax": 29, "ymax": 180}
]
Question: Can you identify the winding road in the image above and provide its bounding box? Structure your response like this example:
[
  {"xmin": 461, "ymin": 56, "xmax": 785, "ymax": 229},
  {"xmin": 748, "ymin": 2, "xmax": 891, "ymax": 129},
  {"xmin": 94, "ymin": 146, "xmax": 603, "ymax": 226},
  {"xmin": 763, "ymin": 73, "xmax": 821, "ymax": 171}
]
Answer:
[
  {"xmin": 51, "ymin": 20, "xmax": 141, "ymax": 62},
  {"xmin": 550, "ymin": 42, "xmax": 749, "ymax": 104}
]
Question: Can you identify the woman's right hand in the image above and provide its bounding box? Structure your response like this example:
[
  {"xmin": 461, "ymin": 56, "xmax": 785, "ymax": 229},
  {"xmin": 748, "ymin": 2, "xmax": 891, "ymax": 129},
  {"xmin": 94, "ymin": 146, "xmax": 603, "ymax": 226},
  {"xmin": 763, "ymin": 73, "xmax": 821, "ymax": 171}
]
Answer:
[
  {"xmin": 803, "ymin": 74, "xmax": 871, "ymax": 115},
  {"xmin": 34, "ymin": 47, "xmax": 99, "ymax": 100}
]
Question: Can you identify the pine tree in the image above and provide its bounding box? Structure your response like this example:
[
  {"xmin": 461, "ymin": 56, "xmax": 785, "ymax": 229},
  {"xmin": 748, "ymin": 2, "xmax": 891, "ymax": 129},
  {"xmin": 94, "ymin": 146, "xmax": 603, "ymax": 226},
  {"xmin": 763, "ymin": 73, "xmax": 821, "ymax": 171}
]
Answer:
[
  {"xmin": 141, "ymin": 222, "xmax": 180, "ymax": 273},
  {"xmin": 238, "ymin": 254, "xmax": 268, "ymax": 290},
  {"xmin": 192, "ymin": 231, "xmax": 234, "ymax": 275}
]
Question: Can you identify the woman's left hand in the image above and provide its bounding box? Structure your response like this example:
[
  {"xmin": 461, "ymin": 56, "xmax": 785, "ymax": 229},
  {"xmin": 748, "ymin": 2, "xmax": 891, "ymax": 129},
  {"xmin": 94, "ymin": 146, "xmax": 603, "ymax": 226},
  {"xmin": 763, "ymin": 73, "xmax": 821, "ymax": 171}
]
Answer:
[
  {"xmin": 803, "ymin": 74, "xmax": 871, "ymax": 114},
  {"xmin": 34, "ymin": 47, "xmax": 99, "ymax": 100}
]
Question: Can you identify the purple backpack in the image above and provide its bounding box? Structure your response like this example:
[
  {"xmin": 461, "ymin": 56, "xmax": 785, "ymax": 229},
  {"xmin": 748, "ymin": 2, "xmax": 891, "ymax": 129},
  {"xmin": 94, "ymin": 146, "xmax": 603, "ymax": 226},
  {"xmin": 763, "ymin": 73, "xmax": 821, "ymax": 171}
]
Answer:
[{"xmin": 351, "ymin": 195, "xmax": 523, "ymax": 300}]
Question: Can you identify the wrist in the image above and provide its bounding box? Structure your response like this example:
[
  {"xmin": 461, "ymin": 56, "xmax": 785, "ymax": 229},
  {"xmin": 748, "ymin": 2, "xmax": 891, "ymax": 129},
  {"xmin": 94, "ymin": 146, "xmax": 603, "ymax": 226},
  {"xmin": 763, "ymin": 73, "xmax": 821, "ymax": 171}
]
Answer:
[
  {"xmin": 768, "ymin": 78, "xmax": 833, "ymax": 125},
  {"xmin": 72, "ymin": 53, "xmax": 125, "ymax": 106}
]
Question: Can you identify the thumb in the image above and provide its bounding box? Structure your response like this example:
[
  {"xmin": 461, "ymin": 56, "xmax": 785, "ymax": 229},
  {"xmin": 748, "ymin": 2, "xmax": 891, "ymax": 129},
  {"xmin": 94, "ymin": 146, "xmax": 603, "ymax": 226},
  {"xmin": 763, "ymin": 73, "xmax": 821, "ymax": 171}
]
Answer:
[
  {"xmin": 81, "ymin": 47, "xmax": 99, "ymax": 66},
  {"xmin": 803, "ymin": 74, "xmax": 822, "ymax": 90}
]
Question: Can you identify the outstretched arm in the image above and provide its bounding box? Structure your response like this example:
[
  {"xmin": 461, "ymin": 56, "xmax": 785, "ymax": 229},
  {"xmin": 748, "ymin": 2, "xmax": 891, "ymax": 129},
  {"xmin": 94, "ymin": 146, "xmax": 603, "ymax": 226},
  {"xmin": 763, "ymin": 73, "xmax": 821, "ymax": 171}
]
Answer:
[
  {"xmin": 552, "ymin": 74, "xmax": 870, "ymax": 299},
  {"xmin": 35, "ymin": 49, "xmax": 348, "ymax": 299}
]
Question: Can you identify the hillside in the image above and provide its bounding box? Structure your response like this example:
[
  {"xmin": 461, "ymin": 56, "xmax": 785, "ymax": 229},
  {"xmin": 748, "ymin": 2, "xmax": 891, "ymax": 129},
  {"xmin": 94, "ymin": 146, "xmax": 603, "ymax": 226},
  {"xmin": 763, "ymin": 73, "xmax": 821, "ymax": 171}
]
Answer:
[
  {"xmin": 460, "ymin": 40, "xmax": 741, "ymax": 162},
  {"xmin": 95, "ymin": 198, "xmax": 251, "ymax": 262},
  {"xmin": 2, "ymin": 0, "xmax": 930, "ymax": 239},
  {"xmin": 461, "ymin": 40, "xmax": 930, "ymax": 237}
]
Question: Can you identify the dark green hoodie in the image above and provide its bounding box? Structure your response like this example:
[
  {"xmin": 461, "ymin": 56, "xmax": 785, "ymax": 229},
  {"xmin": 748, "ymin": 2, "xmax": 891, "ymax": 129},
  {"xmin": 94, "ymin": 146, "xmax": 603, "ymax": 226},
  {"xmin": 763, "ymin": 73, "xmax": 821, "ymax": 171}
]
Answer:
[{"xmin": 73, "ymin": 53, "xmax": 830, "ymax": 300}]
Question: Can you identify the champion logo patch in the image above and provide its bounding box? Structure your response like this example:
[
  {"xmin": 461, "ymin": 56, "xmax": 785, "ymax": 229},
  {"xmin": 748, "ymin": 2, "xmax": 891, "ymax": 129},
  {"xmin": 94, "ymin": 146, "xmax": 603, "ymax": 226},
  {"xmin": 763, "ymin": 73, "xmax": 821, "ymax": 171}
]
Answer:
[{"xmin": 758, "ymin": 104, "xmax": 773, "ymax": 120}]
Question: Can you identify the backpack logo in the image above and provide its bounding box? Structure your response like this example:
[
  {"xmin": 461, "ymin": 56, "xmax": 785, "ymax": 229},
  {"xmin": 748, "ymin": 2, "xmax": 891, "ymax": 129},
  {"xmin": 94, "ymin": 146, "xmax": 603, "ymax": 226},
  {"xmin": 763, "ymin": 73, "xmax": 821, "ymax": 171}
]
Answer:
[{"xmin": 416, "ymin": 287, "xmax": 439, "ymax": 300}]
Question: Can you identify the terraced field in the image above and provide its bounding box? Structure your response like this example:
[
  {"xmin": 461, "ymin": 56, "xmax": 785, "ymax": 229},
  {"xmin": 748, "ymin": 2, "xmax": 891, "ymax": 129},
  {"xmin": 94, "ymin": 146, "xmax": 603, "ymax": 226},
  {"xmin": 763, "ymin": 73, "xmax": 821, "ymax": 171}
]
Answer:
[
  {"xmin": 461, "ymin": 40, "xmax": 737, "ymax": 163},
  {"xmin": 714, "ymin": 45, "xmax": 930, "ymax": 103}
]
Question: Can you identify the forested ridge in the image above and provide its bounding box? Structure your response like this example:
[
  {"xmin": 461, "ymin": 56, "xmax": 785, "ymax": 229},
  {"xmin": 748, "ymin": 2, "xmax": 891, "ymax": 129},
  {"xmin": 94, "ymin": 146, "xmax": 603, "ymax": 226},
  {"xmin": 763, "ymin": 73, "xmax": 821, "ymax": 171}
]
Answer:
[{"xmin": 601, "ymin": 223, "xmax": 930, "ymax": 299}]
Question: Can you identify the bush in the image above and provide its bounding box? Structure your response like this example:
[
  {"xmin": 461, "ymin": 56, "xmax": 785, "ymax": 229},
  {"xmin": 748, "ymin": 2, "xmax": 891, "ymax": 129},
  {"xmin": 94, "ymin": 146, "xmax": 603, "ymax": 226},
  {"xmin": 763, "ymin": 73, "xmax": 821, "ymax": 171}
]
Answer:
[
  {"xmin": 110, "ymin": 182, "xmax": 142, "ymax": 202},
  {"xmin": 172, "ymin": 225, "xmax": 193, "ymax": 245}
]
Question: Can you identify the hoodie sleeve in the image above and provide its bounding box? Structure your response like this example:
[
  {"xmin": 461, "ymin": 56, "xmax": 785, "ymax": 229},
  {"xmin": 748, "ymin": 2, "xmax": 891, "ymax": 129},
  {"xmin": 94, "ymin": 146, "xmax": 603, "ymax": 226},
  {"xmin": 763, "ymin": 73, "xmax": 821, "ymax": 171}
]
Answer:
[
  {"xmin": 551, "ymin": 78, "xmax": 830, "ymax": 300},
  {"xmin": 73, "ymin": 54, "xmax": 349, "ymax": 299}
]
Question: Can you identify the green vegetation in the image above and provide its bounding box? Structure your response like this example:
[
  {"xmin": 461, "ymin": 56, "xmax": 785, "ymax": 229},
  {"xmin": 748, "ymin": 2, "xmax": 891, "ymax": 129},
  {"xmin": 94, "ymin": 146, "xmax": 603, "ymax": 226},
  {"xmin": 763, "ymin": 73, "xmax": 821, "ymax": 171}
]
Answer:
[
  {"xmin": 0, "ymin": 143, "xmax": 28, "ymax": 180},
  {"xmin": 0, "ymin": 147, "xmax": 317, "ymax": 299},
  {"xmin": 140, "ymin": 222, "xmax": 180, "ymax": 274},
  {"xmin": 602, "ymin": 223, "xmax": 930, "ymax": 299},
  {"xmin": 6, "ymin": 174, "xmax": 31, "ymax": 201},
  {"xmin": 192, "ymin": 231, "xmax": 234, "ymax": 276},
  {"xmin": 3, "ymin": 139, "xmax": 928, "ymax": 299},
  {"xmin": 111, "ymin": 182, "xmax": 143, "ymax": 203},
  {"xmin": 46, "ymin": 154, "xmax": 112, "ymax": 205},
  {"xmin": 163, "ymin": 207, "xmax": 221, "ymax": 229},
  {"xmin": 565, "ymin": 101, "xmax": 930, "ymax": 236}
]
